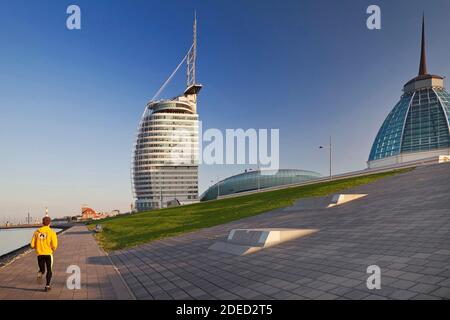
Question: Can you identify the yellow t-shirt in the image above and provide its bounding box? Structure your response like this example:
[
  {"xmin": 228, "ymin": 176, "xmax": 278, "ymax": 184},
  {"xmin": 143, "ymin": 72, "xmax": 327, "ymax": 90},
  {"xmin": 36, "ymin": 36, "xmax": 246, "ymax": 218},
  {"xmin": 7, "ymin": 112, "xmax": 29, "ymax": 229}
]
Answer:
[{"xmin": 30, "ymin": 226, "xmax": 58, "ymax": 256}]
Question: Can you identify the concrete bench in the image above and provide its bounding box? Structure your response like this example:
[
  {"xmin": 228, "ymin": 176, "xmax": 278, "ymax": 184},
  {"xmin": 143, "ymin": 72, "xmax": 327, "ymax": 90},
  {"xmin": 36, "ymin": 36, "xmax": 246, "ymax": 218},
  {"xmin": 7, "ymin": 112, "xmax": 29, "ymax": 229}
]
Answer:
[
  {"xmin": 284, "ymin": 193, "xmax": 368, "ymax": 211},
  {"xmin": 209, "ymin": 228, "xmax": 318, "ymax": 256}
]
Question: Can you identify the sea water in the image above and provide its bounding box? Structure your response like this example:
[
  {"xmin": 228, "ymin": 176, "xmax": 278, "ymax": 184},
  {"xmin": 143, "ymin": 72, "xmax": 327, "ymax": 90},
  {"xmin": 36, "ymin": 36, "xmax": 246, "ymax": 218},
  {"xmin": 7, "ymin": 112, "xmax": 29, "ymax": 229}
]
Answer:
[{"xmin": 0, "ymin": 228, "xmax": 62, "ymax": 256}]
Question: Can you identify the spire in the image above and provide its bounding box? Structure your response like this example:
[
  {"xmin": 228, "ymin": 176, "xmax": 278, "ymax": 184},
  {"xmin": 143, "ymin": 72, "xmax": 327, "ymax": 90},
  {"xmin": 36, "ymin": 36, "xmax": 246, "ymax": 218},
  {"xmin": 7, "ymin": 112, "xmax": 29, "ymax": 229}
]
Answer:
[{"xmin": 418, "ymin": 14, "xmax": 428, "ymax": 76}]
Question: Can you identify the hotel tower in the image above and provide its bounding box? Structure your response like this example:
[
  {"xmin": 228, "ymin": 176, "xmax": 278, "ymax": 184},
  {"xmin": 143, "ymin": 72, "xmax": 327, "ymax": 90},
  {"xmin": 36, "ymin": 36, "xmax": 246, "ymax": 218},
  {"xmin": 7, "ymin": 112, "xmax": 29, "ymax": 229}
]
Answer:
[{"xmin": 132, "ymin": 16, "xmax": 202, "ymax": 211}]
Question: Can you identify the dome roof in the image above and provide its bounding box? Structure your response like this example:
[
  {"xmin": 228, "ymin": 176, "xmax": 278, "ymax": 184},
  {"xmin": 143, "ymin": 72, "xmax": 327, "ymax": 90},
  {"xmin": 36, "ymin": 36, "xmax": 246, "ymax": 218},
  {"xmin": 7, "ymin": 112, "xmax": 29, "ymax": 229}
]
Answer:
[
  {"xmin": 368, "ymin": 88, "xmax": 450, "ymax": 162},
  {"xmin": 368, "ymin": 17, "xmax": 450, "ymax": 165},
  {"xmin": 200, "ymin": 169, "xmax": 321, "ymax": 201}
]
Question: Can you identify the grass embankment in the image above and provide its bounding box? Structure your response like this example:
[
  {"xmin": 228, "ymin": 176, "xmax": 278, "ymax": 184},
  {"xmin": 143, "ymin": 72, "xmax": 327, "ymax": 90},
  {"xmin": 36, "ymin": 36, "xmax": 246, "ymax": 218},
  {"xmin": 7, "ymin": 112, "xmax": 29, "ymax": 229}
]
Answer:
[{"xmin": 89, "ymin": 169, "xmax": 412, "ymax": 251}]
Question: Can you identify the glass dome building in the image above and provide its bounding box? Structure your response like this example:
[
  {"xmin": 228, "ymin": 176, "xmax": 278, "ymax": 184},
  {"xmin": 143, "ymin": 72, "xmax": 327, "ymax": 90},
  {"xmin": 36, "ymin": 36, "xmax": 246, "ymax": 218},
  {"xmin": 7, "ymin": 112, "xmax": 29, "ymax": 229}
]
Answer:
[
  {"xmin": 368, "ymin": 18, "xmax": 450, "ymax": 168},
  {"xmin": 200, "ymin": 169, "xmax": 322, "ymax": 201}
]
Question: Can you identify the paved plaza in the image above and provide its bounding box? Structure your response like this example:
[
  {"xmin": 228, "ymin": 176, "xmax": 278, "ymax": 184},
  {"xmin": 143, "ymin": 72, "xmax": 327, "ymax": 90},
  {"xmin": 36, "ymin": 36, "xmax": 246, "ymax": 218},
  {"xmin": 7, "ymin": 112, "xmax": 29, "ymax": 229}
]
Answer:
[
  {"xmin": 0, "ymin": 163, "xmax": 449, "ymax": 300},
  {"xmin": 110, "ymin": 163, "xmax": 450, "ymax": 300}
]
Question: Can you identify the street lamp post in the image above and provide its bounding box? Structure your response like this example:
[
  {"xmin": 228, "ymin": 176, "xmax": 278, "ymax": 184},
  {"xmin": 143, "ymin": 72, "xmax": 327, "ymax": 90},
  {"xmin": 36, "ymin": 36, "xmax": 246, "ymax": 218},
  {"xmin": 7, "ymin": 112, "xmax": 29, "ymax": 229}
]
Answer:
[
  {"xmin": 257, "ymin": 165, "xmax": 261, "ymax": 191},
  {"xmin": 319, "ymin": 136, "xmax": 333, "ymax": 181},
  {"xmin": 217, "ymin": 176, "xmax": 221, "ymax": 198}
]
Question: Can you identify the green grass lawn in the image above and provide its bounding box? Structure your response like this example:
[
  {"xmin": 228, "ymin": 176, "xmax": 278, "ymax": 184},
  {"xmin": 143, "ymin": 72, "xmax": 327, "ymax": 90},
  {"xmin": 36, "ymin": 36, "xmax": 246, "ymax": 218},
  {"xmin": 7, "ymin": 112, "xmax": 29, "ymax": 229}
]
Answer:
[{"xmin": 89, "ymin": 168, "xmax": 412, "ymax": 251}]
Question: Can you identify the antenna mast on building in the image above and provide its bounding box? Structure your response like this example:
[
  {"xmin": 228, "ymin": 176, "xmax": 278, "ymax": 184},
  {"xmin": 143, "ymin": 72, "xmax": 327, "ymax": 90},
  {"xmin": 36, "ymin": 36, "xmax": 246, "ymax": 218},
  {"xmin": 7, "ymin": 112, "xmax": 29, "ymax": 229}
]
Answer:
[
  {"xmin": 187, "ymin": 12, "xmax": 197, "ymax": 88},
  {"xmin": 151, "ymin": 13, "xmax": 200, "ymax": 101}
]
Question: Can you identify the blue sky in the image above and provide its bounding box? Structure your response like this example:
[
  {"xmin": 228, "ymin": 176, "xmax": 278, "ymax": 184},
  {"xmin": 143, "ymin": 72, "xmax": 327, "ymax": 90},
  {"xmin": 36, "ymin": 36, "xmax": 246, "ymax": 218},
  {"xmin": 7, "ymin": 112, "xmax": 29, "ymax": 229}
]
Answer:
[{"xmin": 1, "ymin": 0, "xmax": 450, "ymax": 220}]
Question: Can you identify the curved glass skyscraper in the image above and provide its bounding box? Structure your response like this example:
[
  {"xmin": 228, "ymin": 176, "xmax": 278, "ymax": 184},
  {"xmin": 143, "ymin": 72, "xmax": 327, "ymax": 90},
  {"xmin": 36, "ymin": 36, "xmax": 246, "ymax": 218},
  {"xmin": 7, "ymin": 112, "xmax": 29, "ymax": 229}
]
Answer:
[
  {"xmin": 132, "ymin": 17, "xmax": 202, "ymax": 211},
  {"xmin": 368, "ymin": 17, "xmax": 450, "ymax": 168}
]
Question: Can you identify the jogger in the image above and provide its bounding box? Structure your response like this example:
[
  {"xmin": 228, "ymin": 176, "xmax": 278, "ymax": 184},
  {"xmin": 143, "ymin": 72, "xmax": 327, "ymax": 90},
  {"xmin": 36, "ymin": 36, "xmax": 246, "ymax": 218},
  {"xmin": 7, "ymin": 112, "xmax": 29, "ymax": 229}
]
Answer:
[{"xmin": 31, "ymin": 217, "xmax": 58, "ymax": 292}]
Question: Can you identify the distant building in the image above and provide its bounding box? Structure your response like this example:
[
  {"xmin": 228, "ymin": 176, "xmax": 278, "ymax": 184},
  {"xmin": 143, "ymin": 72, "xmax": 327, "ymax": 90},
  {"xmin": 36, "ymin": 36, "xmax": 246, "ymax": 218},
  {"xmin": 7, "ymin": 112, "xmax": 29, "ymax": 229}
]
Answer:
[
  {"xmin": 368, "ymin": 17, "xmax": 450, "ymax": 168},
  {"xmin": 81, "ymin": 206, "xmax": 121, "ymax": 220},
  {"xmin": 81, "ymin": 206, "xmax": 101, "ymax": 220},
  {"xmin": 200, "ymin": 169, "xmax": 322, "ymax": 201}
]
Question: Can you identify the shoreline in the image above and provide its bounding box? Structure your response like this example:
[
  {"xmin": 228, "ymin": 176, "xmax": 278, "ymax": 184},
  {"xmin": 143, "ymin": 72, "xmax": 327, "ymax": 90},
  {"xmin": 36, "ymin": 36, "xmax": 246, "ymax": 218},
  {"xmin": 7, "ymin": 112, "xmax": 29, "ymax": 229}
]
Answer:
[
  {"xmin": 0, "ymin": 226, "xmax": 72, "ymax": 268},
  {"xmin": 0, "ymin": 221, "xmax": 73, "ymax": 230},
  {"xmin": 0, "ymin": 224, "xmax": 41, "ymax": 230}
]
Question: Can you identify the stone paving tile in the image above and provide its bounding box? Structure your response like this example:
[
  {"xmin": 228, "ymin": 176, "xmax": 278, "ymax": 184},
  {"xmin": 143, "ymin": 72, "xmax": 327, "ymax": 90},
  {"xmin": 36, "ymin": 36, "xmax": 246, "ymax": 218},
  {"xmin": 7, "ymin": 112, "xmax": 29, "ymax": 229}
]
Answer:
[
  {"xmin": 438, "ymin": 278, "xmax": 450, "ymax": 287},
  {"xmin": 418, "ymin": 275, "xmax": 446, "ymax": 285},
  {"xmin": 389, "ymin": 290, "xmax": 419, "ymax": 300},
  {"xmin": 390, "ymin": 279, "xmax": 416, "ymax": 290},
  {"xmin": 397, "ymin": 272, "xmax": 424, "ymax": 282},
  {"xmin": 362, "ymin": 294, "xmax": 388, "ymax": 300},
  {"xmin": 107, "ymin": 163, "xmax": 450, "ymax": 300},
  {"xmin": 430, "ymin": 287, "xmax": 450, "ymax": 299},
  {"xmin": 343, "ymin": 290, "xmax": 370, "ymax": 300},
  {"xmin": 409, "ymin": 283, "xmax": 440, "ymax": 294},
  {"xmin": 316, "ymin": 293, "xmax": 339, "ymax": 300},
  {"xmin": 410, "ymin": 294, "xmax": 441, "ymax": 300}
]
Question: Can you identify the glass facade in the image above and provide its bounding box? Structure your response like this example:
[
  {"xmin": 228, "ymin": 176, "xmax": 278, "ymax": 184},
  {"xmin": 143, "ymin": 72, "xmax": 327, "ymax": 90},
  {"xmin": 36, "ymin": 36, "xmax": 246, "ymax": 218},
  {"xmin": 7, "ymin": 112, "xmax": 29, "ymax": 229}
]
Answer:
[
  {"xmin": 401, "ymin": 89, "xmax": 450, "ymax": 153},
  {"xmin": 369, "ymin": 93, "xmax": 413, "ymax": 161},
  {"xmin": 435, "ymin": 88, "xmax": 450, "ymax": 126},
  {"xmin": 200, "ymin": 169, "xmax": 322, "ymax": 201},
  {"xmin": 369, "ymin": 88, "xmax": 450, "ymax": 162}
]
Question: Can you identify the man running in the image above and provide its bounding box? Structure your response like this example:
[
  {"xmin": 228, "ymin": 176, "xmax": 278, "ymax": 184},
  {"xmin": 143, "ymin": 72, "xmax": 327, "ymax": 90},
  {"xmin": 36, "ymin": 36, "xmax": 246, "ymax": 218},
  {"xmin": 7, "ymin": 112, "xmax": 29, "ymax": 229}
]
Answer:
[{"xmin": 30, "ymin": 216, "xmax": 58, "ymax": 292}]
